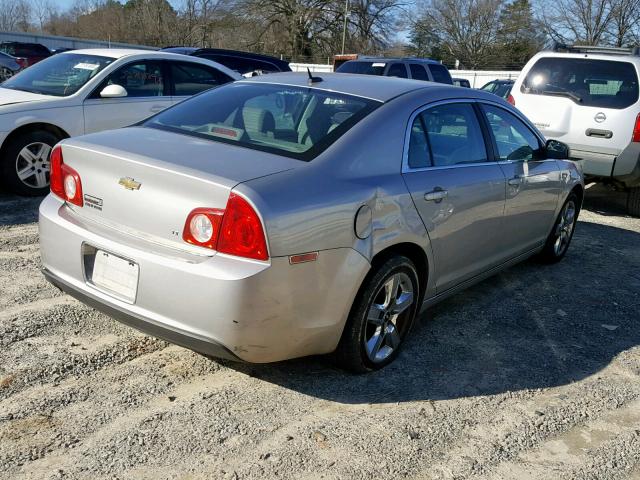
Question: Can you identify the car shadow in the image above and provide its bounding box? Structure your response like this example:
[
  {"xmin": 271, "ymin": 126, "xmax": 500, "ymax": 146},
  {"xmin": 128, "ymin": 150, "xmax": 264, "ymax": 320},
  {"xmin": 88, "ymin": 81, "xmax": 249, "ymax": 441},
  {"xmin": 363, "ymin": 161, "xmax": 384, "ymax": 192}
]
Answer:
[
  {"xmin": 223, "ymin": 220, "xmax": 640, "ymax": 404},
  {"xmin": 582, "ymin": 183, "xmax": 630, "ymax": 217}
]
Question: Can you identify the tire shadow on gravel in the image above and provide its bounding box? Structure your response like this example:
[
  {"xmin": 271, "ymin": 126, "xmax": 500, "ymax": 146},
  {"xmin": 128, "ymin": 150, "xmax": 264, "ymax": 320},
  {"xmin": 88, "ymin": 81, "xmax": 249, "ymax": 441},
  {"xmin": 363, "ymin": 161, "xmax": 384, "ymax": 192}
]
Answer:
[{"xmin": 227, "ymin": 220, "xmax": 640, "ymax": 404}]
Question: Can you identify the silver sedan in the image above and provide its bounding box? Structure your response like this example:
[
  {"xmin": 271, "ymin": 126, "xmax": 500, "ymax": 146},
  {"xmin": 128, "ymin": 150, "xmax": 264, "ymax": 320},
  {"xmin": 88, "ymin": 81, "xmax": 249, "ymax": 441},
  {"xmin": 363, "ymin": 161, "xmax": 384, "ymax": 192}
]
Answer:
[{"xmin": 39, "ymin": 73, "xmax": 583, "ymax": 372}]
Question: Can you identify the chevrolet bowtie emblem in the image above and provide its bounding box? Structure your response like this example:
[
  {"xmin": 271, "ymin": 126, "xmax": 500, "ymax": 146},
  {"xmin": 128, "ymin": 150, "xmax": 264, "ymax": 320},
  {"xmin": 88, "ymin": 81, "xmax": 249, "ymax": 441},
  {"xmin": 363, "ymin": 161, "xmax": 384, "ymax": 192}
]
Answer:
[{"xmin": 118, "ymin": 177, "xmax": 142, "ymax": 190}]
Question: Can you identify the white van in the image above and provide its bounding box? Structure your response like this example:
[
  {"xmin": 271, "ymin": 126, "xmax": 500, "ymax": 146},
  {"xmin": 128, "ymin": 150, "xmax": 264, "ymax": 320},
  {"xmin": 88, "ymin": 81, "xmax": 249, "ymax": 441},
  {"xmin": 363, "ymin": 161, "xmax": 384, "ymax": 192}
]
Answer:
[{"xmin": 510, "ymin": 45, "xmax": 640, "ymax": 215}]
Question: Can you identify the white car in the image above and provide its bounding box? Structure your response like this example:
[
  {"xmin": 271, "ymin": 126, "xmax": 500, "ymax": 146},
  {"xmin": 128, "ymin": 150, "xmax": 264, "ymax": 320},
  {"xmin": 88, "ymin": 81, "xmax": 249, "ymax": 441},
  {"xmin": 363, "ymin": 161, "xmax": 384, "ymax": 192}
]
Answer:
[
  {"xmin": 0, "ymin": 49, "xmax": 240, "ymax": 195},
  {"xmin": 511, "ymin": 45, "xmax": 640, "ymax": 215}
]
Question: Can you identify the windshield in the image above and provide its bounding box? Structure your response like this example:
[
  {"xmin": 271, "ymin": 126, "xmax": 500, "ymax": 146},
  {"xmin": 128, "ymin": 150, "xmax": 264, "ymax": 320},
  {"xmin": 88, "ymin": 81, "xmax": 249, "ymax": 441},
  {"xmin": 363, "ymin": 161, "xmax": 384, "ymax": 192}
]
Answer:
[
  {"xmin": 144, "ymin": 82, "xmax": 380, "ymax": 161},
  {"xmin": 337, "ymin": 61, "xmax": 386, "ymax": 76},
  {"xmin": 1, "ymin": 53, "xmax": 114, "ymax": 96},
  {"xmin": 521, "ymin": 57, "xmax": 639, "ymax": 109}
]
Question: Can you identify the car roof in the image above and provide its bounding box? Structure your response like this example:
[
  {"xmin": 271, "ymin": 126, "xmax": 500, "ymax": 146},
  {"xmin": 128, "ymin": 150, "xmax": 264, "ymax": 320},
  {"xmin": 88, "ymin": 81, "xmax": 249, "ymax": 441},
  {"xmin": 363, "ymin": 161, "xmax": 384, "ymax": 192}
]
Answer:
[
  {"xmin": 64, "ymin": 48, "xmax": 158, "ymax": 59},
  {"xmin": 241, "ymin": 72, "xmax": 455, "ymax": 102},
  {"xmin": 531, "ymin": 50, "xmax": 640, "ymax": 64},
  {"xmin": 350, "ymin": 56, "xmax": 441, "ymax": 65}
]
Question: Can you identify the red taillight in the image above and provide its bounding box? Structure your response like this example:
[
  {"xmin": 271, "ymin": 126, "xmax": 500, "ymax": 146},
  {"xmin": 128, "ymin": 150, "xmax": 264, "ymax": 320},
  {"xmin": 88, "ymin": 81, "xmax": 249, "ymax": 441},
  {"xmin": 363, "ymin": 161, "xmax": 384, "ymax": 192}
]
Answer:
[
  {"xmin": 633, "ymin": 113, "xmax": 640, "ymax": 142},
  {"xmin": 15, "ymin": 57, "xmax": 28, "ymax": 69},
  {"xmin": 183, "ymin": 193, "xmax": 268, "ymax": 261},
  {"xmin": 49, "ymin": 145, "xmax": 83, "ymax": 206},
  {"xmin": 507, "ymin": 94, "xmax": 515, "ymax": 106},
  {"xmin": 182, "ymin": 208, "xmax": 224, "ymax": 249}
]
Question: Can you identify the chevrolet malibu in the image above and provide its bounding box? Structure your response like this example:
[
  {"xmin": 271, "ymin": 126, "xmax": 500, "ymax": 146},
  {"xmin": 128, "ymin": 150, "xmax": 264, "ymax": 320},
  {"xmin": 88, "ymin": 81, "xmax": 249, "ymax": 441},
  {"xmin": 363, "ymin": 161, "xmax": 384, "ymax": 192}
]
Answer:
[{"xmin": 39, "ymin": 73, "xmax": 583, "ymax": 372}]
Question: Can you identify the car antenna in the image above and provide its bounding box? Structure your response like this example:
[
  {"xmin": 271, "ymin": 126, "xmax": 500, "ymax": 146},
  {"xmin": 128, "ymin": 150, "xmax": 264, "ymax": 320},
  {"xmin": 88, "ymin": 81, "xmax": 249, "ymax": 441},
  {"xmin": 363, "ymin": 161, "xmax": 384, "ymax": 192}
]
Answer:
[{"xmin": 307, "ymin": 67, "xmax": 323, "ymax": 85}]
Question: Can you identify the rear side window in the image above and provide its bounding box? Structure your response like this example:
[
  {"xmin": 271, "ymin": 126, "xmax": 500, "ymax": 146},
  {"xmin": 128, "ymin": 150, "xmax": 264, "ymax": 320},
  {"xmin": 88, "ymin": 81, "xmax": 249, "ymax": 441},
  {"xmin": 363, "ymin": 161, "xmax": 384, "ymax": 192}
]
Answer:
[
  {"xmin": 387, "ymin": 63, "xmax": 408, "ymax": 78},
  {"xmin": 420, "ymin": 103, "xmax": 487, "ymax": 167},
  {"xmin": 428, "ymin": 64, "xmax": 452, "ymax": 84},
  {"xmin": 336, "ymin": 61, "xmax": 386, "ymax": 75},
  {"xmin": 171, "ymin": 62, "xmax": 232, "ymax": 95},
  {"xmin": 521, "ymin": 57, "xmax": 639, "ymax": 109},
  {"xmin": 409, "ymin": 64, "xmax": 430, "ymax": 81}
]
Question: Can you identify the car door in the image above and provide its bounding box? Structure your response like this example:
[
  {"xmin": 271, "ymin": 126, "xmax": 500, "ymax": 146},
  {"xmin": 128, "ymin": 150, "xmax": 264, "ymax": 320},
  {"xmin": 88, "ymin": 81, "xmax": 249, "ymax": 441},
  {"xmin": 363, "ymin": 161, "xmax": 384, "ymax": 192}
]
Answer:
[
  {"xmin": 401, "ymin": 101, "xmax": 507, "ymax": 293},
  {"xmin": 169, "ymin": 61, "xmax": 234, "ymax": 105},
  {"xmin": 478, "ymin": 102, "xmax": 563, "ymax": 257},
  {"xmin": 83, "ymin": 60, "xmax": 172, "ymax": 134}
]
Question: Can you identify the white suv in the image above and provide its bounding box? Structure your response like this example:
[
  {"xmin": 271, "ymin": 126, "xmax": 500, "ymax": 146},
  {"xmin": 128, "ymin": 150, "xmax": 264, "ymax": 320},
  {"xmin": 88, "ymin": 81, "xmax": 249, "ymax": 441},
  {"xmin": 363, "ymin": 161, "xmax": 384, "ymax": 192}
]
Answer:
[{"xmin": 511, "ymin": 45, "xmax": 640, "ymax": 215}]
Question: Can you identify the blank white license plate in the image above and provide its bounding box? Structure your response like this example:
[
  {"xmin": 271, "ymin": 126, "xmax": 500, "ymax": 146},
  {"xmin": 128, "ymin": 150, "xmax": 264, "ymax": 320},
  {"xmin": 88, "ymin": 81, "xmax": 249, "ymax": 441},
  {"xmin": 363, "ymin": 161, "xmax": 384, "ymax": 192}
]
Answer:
[{"xmin": 91, "ymin": 250, "xmax": 139, "ymax": 302}]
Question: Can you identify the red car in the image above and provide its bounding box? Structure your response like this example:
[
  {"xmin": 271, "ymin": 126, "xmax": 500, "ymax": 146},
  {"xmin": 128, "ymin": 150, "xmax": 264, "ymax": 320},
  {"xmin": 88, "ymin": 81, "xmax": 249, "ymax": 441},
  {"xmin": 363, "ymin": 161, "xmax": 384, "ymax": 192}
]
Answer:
[{"xmin": 0, "ymin": 42, "xmax": 51, "ymax": 67}]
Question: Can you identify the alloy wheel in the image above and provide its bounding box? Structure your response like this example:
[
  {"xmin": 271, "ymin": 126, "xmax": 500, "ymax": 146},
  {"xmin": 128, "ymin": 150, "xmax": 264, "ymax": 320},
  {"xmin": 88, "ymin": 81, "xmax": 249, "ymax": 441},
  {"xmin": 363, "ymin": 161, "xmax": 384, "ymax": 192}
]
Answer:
[
  {"xmin": 364, "ymin": 272, "xmax": 414, "ymax": 363},
  {"xmin": 0, "ymin": 67, "xmax": 13, "ymax": 82},
  {"xmin": 15, "ymin": 142, "xmax": 52, "ymax": 189},
  {"xmin": 554, "ymin": 200, "xmax": 576, "ymax": 256}
]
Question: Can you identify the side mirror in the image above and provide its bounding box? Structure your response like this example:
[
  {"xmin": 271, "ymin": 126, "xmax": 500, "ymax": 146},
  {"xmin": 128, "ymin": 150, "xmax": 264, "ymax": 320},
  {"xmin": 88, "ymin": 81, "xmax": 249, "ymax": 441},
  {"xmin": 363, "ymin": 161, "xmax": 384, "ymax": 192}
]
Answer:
[
  {"xmin": 100, "ymin": 84, "xmax": 127, "ymax": 98},
  {"xmin": 545, "ymin": 139, "xmax": 570, "ymax": 159}
]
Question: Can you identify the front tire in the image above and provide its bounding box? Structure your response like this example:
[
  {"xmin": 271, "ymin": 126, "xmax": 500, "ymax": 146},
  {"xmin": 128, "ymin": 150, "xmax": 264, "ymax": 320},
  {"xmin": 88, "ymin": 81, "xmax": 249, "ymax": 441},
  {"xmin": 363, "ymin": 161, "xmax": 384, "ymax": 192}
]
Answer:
[
  {"xmin": 537, "ymin": 192, "xmax": 580, "ymax": 263},
  {"xmin": 0, "ymin": 130, "xmax": 59, "ymax": 196},
  {"xmin": 334, "ymin": 256, "xmax": 420, "ymax": 373}
]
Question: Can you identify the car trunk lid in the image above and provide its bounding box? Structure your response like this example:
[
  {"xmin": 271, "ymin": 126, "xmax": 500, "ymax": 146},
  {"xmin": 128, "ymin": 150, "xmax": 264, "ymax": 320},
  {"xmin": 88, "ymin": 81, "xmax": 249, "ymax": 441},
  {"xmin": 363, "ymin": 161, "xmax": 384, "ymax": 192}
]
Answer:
[{"xmin": 59, "ymin": 126, "xmax": 298, "ymax": 251}]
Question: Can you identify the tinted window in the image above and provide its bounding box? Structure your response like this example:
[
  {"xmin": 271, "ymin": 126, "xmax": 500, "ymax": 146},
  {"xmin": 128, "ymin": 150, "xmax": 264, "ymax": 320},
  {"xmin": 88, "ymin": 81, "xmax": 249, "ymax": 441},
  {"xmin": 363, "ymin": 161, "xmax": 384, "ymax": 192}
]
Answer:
[
  {"xmin": 171, "ymin": 62, "xmax": 232, "ymax": 95},
  {"xmin": 409, "ymin": 64, "xmax": 430, "ymax": 81},
  {"xmin": 421, "ymin": 103, "xmax": 487, "ymax": 166},
  {"xmin": 407, "ymin": 115, "xmax": 431, "ymax": 168},
  {"xmin": 521, "ymin": 57, "xmax": 639, "ymax": 109},
  {"xmin": 201, "ymin": 54, "xmax": 277, "ymax": 75},
  {"xmin": 1, "ymin": 53, "xmax": 113, "ymax": 96},
  {"xmin": 493, "ymin": 83, "xmax": 513, "ymax": 98},
  {"xmin": 481, "ymin": 81, "xmax": 498, "ymax": 92},
  {"xmin": 482, "ymin": 105, "xmax": 540, "ymax": 161},
  {"xmin": 387, "ymin": 63, "xmax": 408, "ymax": 78},
  {"xmin": 428, "ymin": 64, "xmax": 452, "ymax": 84},
  {"xmin": 145, "ymin": 83, "xmax": 380, "ymax": 161},
  {"xmin": 102, "ymin": 61, "xmax": 165, "ymax": 97},
  {"xmin": 336, "ymin": 61, "xmax": 386, "ymax": 75}
]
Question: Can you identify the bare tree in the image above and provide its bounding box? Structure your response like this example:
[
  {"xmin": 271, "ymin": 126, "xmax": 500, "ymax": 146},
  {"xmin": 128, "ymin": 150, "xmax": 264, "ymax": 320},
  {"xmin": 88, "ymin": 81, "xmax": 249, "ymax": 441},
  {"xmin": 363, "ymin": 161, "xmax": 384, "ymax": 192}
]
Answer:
[
  {"xmin": 606, "ymin": 0, "xmax": 640, "ymax": 47},
  {"xmin": 0, "ymin": 0, "xmax": 32, "ymax": 32},
  {"xmin": 539, "ymin": 0, "xmax": 614, "ymax": 45},
  {"xmin": 32, "ymin": 0, "xmax": 58, "ymax": 31}
]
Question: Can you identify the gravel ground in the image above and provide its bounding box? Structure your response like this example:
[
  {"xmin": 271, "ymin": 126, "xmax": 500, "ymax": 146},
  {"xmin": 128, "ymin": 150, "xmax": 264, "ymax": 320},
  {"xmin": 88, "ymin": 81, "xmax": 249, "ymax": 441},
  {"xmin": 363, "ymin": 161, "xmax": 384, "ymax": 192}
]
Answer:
[{"xmin": 0, "ymin": 184, "xmax": 639, "ymax": 480}]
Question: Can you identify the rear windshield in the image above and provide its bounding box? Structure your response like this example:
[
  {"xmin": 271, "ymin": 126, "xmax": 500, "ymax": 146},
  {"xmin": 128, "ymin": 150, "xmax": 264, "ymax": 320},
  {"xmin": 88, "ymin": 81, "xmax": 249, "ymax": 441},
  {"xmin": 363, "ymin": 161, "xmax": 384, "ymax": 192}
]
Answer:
[
  {"xmin": 144, "ymin": 82, "xmax": 380, "ymax": 161},
  {"xmin": 337, "ymin": 61, "xmax": 386, "ymax": 75},
  {"xmin": 521, "ymin": 57, "xmax": 639, "ymax": 109}
]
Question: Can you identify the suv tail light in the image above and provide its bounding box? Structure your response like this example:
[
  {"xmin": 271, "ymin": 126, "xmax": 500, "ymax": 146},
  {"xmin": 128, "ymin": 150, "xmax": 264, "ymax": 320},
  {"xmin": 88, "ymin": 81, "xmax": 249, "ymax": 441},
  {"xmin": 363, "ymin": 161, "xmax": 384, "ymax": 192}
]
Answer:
[
  {"xmin": 507, "ymin": 94, "xmax": 515, "ymax": 106},
  {"xmin": 183, "ymin": 193, "xmax": 268, "ymax": 260},
  {"xmin": 633, "ymin": 113, "xmax": 640, "ymax": 142},
  {"xmin": 15, "ymin": 57, "xmax": 28, "ymax": 69},
  {"xmin": 50, "ymin": 145, "xmax": 83, "ymax": 206}
]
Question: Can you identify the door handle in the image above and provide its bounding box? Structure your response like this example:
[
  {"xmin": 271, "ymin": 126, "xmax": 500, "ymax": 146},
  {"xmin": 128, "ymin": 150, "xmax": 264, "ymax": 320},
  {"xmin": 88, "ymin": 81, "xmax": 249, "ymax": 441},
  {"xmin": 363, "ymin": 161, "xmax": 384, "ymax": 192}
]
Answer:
[
  {"xmin": 424, "ymin": 188, "xmax": 448, "ymax": 202},
  {"xmin": 150, "ymin": 105, "xmax": 165, "ymax": 113},
  {"xmin": 507, "ymin": 175, "xmax": 523, "ymax": 186}
]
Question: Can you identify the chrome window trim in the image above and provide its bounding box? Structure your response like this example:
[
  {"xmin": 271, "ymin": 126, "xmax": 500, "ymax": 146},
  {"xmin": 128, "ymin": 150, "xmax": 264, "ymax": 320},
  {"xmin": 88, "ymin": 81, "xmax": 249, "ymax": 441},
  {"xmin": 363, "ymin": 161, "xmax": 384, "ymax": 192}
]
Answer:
[{"xmin": 402, "ymin": 98, "xmax": 549, "ymax": 174}]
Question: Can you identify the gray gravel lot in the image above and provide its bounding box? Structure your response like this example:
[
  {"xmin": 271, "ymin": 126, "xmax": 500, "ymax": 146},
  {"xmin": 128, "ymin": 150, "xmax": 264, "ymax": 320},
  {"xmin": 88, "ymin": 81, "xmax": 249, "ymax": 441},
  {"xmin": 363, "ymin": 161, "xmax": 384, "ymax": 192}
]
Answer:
[{"xmin": 0, "ymin": 184, "xmax": 639, "ymax": 480}]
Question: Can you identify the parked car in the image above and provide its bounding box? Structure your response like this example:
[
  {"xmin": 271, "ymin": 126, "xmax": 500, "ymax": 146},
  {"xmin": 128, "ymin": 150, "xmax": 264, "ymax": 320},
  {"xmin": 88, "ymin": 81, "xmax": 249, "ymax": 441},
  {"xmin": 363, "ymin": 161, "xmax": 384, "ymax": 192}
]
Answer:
[
  {"xmin": 39, "ymin": 73, "xmax": 582, "ymax": 372},
  {"xmin": 0, "ymin": 48, "xmax": 240, "ymax": 196},
  {"xmin": 161, "ymin": 47, "xmax": 291, "ymax": 76},
  {"xmin": 511, "ymin": 44, "xmax": 640, "ymax": 215},
  {"xmin": 336, "ymin": 57, "xmax": 453, "ymax": 84},
  {"xmin": 480, "ymin": 79, "xmax": 515, "ymax": 99},
  {"xmin": 50, "ymin": 48, "xmax": 75, "ymax": 55},
  {"xmin": 453, "ymin": 77, "xmax": 471, "ymax": 88},
  {"xmin": 0, "ymin": 42, "xmax": 51, "ymax": 66},
  {"xmin": 0, "ymin": 51, "xmax": 26, "ymax": 81}
]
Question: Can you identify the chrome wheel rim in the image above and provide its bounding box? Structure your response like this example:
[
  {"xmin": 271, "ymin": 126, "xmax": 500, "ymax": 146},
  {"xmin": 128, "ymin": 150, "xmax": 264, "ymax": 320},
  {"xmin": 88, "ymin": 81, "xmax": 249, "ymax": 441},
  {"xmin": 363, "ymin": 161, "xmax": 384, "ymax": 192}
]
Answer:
[
  {"xmin": 0, "ymin": 67, "xmax": 13, "ymax": 82},
  {"xmin": 15, "ymin": 142, "xmax": 52, "ymax": 189},
  {"xmin": 554, "ymin": 200, "xmax": 576, "ymax": 256},
  {"xmin": 364, "ymin": 272, "xmax": 414, "ymax": 363}
]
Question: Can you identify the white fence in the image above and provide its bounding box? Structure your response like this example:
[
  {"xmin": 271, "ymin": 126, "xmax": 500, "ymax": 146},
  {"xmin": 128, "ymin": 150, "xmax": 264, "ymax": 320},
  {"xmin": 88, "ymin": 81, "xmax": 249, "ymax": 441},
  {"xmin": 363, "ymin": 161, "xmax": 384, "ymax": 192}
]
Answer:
[{"xmin": 290, "ymin": 63, "xmax": 522, "ymax": 88}]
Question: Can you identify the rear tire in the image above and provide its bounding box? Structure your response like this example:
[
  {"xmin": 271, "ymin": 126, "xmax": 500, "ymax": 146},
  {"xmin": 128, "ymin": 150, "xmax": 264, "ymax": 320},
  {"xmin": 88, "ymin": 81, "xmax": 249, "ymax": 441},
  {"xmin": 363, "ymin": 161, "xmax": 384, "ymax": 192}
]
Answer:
[
  {"xmin": 0, "ymin": 130, "xmax": 59, "ymax": 196},
  {"xmin": 333, "ymin": 256, "xmax": 420, "ymax": 373},
  {"xmin": 628, "ymin": 187, "xmax": 640, "ymax": 217},
  {"xmin": 537, "ymin": 192, "xmax": 580, "ymax": 264}
]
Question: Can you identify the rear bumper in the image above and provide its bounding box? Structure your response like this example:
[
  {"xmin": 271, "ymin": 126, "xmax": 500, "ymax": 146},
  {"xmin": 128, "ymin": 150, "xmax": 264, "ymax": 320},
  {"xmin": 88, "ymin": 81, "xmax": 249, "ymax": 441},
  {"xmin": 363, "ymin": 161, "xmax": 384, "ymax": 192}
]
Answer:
[
  {"xmin": 39, "ymin": 195, "xmax": 370, "ymax": 363},
  {"xmin": 575, "ymin": 143, "xmax": 640, "ymax": 187},
  {"xmin": 43, "ymin": 268, "xmax": 242, "ymax": 361}
]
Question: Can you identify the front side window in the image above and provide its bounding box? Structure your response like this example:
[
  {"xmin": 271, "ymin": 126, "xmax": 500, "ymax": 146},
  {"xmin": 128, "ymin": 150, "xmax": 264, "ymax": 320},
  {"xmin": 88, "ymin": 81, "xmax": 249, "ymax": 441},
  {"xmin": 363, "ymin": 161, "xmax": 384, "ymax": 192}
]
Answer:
[
  {"xmin": 144, "ymin": 82, "xmax": 380, "ymax": 161},
  {"xmin": 1, "ymin": 53, "xmax": 113, "ymax": 96},
  {"xmin": 387, "ymin": 63, "xmax": 408, "ymax": 78},
  {"xmin": 481, "ymin": 104, "xmax": 540, "ymax": 161},
  {"xmin": 99, "ymin": 61, "xmax": 165, "ymax": 97},
  {"xmin": 521, "ymin": 57, "xmax": 639, "ymax": 109},
  {"xmin": 421, "ymin": 103, "xmax": 487, "ymax": 167},
  {"xmin": 409, "ymin": 64, "xmax": 430, "ymax": 81},
  {"xmin": 171, "ymin": 62, "xmax": 232, "ymax": 96}
]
